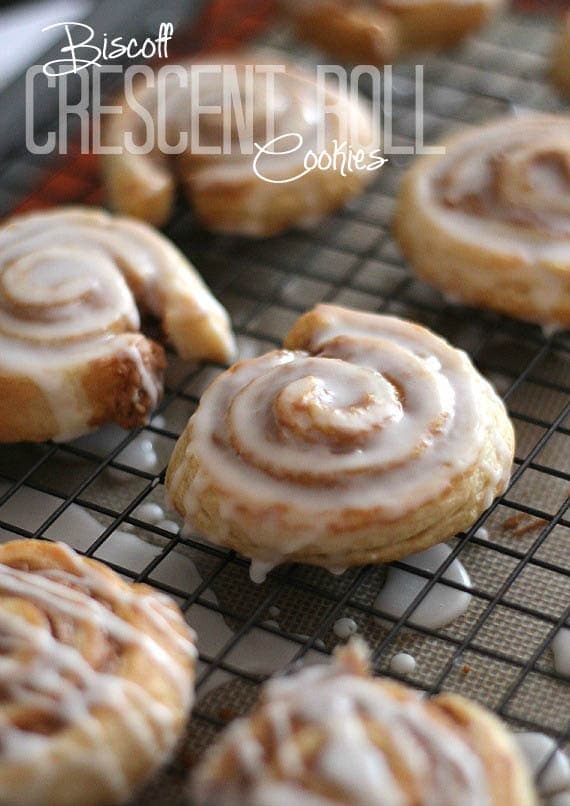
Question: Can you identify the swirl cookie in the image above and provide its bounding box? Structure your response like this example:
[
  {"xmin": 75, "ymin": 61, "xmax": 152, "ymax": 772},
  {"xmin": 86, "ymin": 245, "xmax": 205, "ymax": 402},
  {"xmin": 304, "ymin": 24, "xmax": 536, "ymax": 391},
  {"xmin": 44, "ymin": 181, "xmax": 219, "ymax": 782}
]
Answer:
[
  {"xmin": 192, "ymin": 639, "xmax": 536, "ymax": 806},
  {"xmin": 283, "ymin": 0, "xmax": 504, "ymax": 59},
  {"xmin": 394, "ymin": 115, "xmax": 570, "ymax": 330},
  {"xmin": 103, "ymin": 53, "xmax": 379, "ymax": 236},
  {"xmin": 166, "ymin": 304, "xmax": 514, "ymax": 576},
  {"xmin": 0, "ymin": 207, "xmax": 235, "ymax": 442},
  {"xmin": 0, "ymin": 539, "xmax": 197, "ymax": 806}
]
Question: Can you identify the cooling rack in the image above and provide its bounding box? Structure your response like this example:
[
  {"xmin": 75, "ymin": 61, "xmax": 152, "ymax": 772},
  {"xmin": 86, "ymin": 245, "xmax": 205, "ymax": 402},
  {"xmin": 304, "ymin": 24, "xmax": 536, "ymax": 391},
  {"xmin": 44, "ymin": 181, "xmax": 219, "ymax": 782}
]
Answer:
[{"xmin": 0, "ymin": 0, "xmax": 568, "ymax": 802}]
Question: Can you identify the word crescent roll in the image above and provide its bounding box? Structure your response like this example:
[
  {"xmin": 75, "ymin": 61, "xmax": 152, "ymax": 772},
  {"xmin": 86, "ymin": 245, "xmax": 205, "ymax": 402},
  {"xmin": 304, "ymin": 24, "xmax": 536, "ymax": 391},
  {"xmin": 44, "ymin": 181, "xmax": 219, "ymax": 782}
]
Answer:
[
  {"xmin": 166, "ymin": 304, "xmax": 515, "ymax": 574},
  {"xmin": 0, "ymin": 539, "xmax": 197, "ymax": 806},
  {"xmin": 395, "ymin": 114, "xmax": 570, "ymax": 331},
  {"xmin": 103, "ymin": 53, "xmax": 380, "ymax": 237},
  {"xmin": 191, "ymin": 639, "xmax": 536, "ymax": 806},
  {"xmin": 0, "ymin": 207, "xmax": 235, "ymax": 442}
]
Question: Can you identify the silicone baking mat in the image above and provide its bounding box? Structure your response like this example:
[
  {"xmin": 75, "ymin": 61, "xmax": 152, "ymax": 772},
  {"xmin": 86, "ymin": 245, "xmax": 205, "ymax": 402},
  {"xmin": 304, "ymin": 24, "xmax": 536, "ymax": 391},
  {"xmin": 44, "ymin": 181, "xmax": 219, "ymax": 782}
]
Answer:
[{"xmin": 0, "ymin": 1, "xmax": 567, "ymax": 803}]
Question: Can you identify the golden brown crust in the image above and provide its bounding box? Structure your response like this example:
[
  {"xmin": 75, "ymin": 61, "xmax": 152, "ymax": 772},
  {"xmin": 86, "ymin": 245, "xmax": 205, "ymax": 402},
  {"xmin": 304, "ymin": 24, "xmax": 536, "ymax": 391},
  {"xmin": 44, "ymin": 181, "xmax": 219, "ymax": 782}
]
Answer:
[
  {"xmin": 394, "ymin": 116, "xmax": 570, "ymax": 330},
  {"xmin": 383, "ymin": 0, "xmax": 504, "ymax": 50},
  {"xmin": 0, "ymin": 335, "xmax": 165, "ymax": 444},
  {"xmin": 191, "ymin": 641, "xmax": 536, "ymax": 805},
  {"xmin": 185, "ymin": 160, "xmax": 373, "ymax": 238},
  {"xmin": 0, "ymin": 539, "xmax": 197, "ymax": 806}
]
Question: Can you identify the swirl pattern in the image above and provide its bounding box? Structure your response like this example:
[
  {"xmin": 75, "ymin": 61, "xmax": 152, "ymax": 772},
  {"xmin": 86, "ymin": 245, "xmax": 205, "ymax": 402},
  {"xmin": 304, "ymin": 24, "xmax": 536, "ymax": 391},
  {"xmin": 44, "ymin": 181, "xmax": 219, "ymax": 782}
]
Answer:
[
  {"xmin": 192, "ymin": 640, "xmax": 535, "ymax": 806},
  {"xmin": 395, "ymin": 115, "xmax": 570, "ymax": 330},
  {"xmin": 167, "ymin": 305, "xmax": 514, "ymax": 572},
  {"xmin": 0, "ymin": 207, "xmax": 234, "ymax": 442},
  {"xmin": 0, "ymin": 539, "xmax": 196, "ymax": 805},
  {"xmin": 103, "ymin": 53, "xmax": 378, "ymax": 236}
]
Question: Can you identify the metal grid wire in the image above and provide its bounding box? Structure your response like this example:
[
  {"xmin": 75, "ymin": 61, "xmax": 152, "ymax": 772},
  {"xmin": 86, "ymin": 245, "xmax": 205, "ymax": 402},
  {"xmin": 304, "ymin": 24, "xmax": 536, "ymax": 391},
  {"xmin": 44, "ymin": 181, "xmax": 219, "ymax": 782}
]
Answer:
[{"xmin": 0, "ymin": 2, "xmax": 568, "ymax": 802}]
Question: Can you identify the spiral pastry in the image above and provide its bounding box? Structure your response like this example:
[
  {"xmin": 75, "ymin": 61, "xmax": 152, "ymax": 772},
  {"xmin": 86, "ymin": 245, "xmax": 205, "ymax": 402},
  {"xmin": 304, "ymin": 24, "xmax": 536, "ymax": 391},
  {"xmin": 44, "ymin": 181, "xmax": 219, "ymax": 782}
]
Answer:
[
  {"xmin": 0, "ymin": 207, "xmax": 235, "ymax": 442},
  {"xmin": 550, "ymin": 13, "xmax": 570, "ymax": 97},
  {"xmin": 166, "ymin": 304, "xmax": 514, "ymax": 573},
  {"xmin": 282, "ymin": 0, "xmax": 504, "ymax": 59},
  {"xmin": 191, "ymin": 639, "xmax": 536, "ymax": 806},
  {"xmin": 395, "ymin": 115, "xmax": 570, "ymax": 331},
  {"xmin": 103, "ymin": 53, "xmax": 379, "ymax": 236},
  {"xmin": 0, "ymin": 539, "xmax": 197, "ymax": 805}
]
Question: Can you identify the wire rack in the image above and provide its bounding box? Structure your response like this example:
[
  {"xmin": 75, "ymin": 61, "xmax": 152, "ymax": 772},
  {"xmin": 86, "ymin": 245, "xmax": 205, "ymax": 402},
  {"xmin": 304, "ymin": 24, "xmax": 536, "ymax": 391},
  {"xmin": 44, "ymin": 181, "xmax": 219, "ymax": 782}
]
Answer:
[{"xmin": 0, "ymin": 1, "xmax": 568, "ymax": 802}]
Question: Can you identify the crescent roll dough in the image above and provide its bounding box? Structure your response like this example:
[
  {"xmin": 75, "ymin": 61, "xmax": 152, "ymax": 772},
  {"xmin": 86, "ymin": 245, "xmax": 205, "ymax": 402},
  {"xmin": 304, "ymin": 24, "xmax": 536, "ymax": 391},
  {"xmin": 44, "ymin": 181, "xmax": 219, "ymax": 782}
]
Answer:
[
  {"xmin": 166, "ymin": 304, "xmax": 514, "ymax": 575},
  {"xmin": 0, "ymin": 539, "xmax": 197, "ymax": 805},
  {"xmin": 394, "ymin": 115, "xmax": 570, "ymax": 330},
  {"xmin": 0, "ymin": 207, "xmax": 235, "ymax": 442},
  {"xmin": 192, "ymin": 639, "xmax": 536, "ymax": 806},
  {"xmin": 102, "ymin": 53, "xmax": 379, "ymax": 236}
]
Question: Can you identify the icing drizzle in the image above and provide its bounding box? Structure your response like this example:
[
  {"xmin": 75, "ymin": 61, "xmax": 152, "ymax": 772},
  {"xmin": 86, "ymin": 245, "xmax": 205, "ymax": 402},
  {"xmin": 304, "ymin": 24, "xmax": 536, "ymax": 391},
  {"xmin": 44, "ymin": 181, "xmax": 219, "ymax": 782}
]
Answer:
[
  {"xmin": 0, "ymin": 541, "xmax": 196, "ymax": 801},
  {"xmin": 192, "ymin": 640, "xmax": 491, "ymax": 806}
]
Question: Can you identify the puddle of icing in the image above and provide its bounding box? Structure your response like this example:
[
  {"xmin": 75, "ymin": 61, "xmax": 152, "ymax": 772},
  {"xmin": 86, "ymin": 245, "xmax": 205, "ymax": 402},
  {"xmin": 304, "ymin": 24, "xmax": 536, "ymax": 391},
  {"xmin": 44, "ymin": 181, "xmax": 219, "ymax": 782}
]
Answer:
[
  {"xmin": 389, "ymin": 652, "xmax": 416, "ymax": 675},
  {"xmin": 157, "ymin": 519, "xmax": 179, "ymax": 534},
  {"xmin": 333, "ymin": 618, "xmax": 358, "ymax": 639},
  {"xmin": 374, "ymin": 544, "xmax": 472, "ymax": 631},
  {"xmin": 135, "ymin": 502, "xmax": 165, "ymax": 524},
  {"xmin": 0, "ymin": 482, "xmax": 104, "ymax": 550},
  {"xmin": 515, "ymin": 732, "xmax": 570, "ymax": 799},
  {"xmin": 552, "ymin": 629, "xmax": 570, "ymax": 679},
  {"xmin": 70, "ymin": 425, "xmax": 160, "ymax": 479},
  {"xmin": 249, "ymin": 558, "xmax": 278, "ymax": 585},
  {"xmin": 0, "ymin": 482, "xmax": 317, "ymax": 682}
]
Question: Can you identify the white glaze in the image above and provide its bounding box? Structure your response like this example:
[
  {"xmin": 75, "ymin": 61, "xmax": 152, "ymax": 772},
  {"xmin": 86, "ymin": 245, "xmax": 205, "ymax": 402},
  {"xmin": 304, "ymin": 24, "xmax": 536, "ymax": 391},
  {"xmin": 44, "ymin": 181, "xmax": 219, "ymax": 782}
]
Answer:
[
  {"xmin": 515, "ymin": 732, "xmax": 570, "ymax": 799},
  {"xmin": 374, "ymin": 544, "xmax": 472, "ymax": 630},
  {"xmin": 0, "ymin": 482, "xmax": 312, "ymax": 682},
  {"xmin": 170, "ymin": 305, "xmax": 511, "ymax": 568},
  {"xmin": 249, "ymin": 559, "xmax": 279, "ymax": 584},
  {"xmin": 135, "ymin": 502, "xmax": 165, "ymax": 524},
  {"xmin": 389, "ymin": 652, "xmax": 416, "ymax": 674},
  {"xmin": 552, "ymin": 628, "xmax": 570, "ymax": 678},
  {"xmin": 0, "ymin": 542, "xmax": 196, "ymax": 802},
  {"xmin": 0, "ymin": 207, "xmax": 234, "ymax": 440},
  {"xmin": 333, "ymin": 617, "xmax": 358, "ymax": 639},
  {"xmin": 193, "ymin": 641, "xmax": 490, "ymax": 806},
  {"xmin": 158, "ymin": 519, "xmax": 179, "ymax": 534}
]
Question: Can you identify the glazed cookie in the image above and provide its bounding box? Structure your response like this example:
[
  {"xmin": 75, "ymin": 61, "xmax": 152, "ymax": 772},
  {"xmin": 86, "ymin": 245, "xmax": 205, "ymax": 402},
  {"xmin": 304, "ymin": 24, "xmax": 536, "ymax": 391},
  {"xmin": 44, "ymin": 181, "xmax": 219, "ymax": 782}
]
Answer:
[
  {"xmin": 191, "ymin": 639, "xmax": 536, "ymax": 806},
  {"xmin": 103, "ymin": 52, "xmax": 379, "ymax": 236},
  {"xmin": 0, "ymin": 207, "xmax": 235, "ymax": 442},
  {"xmin": 166, "ymin": 304, "xmax": 514, "ymax": 578},
  {"xmin": 0, "ymin": 539, "xmax": 197, "ymax": 806},
  {"xmin": 394, "ymin": 115, "xmax": 570, "ymax": 330}
]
